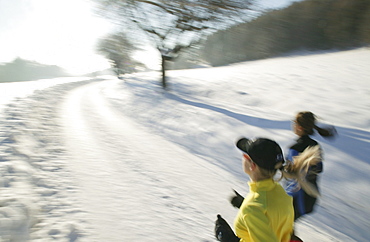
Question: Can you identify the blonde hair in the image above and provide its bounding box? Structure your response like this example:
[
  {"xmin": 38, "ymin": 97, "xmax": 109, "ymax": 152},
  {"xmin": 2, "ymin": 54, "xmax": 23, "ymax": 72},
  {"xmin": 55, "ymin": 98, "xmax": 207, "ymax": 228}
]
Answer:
[
  {"xmin": 257, "ymin": 167, "xmax": 277, "ymax": 180},
  {"xmin": 255, "ymin": 145, "xmax": 322, "ymax": 197},
  {"xmin": 280, "ymin": 145, "xmax": 322, "ymax": 197}
]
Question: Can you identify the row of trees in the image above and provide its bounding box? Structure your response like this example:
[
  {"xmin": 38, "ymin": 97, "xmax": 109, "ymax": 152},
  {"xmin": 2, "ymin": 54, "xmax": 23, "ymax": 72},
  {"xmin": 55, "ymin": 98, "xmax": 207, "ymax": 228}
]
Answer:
[
  {"xmin": 95, "ymin": 0, "xmax": 370, "ymax": 84},
  {"xmin": 197, "ymin": 0, "xmax": 370, "ymax": 66},
  {"xmin": 0, "ymin": 58, "xmax": 69, "ymax": 83},
  {"xmin": 93, "ymin": 0, "xmax": 255, "ymax": 88}
]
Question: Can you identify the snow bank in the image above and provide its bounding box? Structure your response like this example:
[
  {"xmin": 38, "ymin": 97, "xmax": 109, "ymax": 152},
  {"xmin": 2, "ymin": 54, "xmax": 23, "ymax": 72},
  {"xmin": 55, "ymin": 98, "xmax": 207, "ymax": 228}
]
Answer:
[{"xmin": 0, "ymin": 80, "xmax": 99, "ymax": 241}]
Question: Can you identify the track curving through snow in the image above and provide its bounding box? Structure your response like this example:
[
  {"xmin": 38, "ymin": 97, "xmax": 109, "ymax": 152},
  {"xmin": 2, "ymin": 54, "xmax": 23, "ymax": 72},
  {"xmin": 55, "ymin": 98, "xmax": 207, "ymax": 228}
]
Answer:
[{"xmin": 60, "ymin": 79, "xmax": 236, "ymax": 241}]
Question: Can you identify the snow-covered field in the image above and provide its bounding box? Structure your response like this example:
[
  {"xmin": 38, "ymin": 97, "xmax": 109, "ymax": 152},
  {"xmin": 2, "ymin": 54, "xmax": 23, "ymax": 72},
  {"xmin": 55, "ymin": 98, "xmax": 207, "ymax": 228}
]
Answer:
[{"xmin": 0, "ymin": 48, "xmax": 369, "ymax": 241}]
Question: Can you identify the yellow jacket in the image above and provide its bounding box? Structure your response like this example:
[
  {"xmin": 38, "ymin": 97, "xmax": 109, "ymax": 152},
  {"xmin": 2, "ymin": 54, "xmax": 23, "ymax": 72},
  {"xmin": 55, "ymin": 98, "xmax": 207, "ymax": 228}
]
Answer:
[{"xmin": 234, "ymin": 179, "xmax": 294, "ymax": 242}]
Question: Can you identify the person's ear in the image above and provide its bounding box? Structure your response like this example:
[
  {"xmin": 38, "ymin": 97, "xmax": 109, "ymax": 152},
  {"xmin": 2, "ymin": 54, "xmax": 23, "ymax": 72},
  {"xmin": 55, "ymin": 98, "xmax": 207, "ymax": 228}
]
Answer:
[{"xmin": 250, "ymin": 161, "xmax": 257, "ymax": 171}]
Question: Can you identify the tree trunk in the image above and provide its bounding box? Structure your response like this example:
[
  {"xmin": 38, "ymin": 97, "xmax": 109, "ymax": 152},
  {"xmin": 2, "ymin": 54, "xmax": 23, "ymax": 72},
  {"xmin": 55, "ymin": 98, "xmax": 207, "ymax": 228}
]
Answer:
[{"xmin": 161, "ymin": 55, "xmax": 167, "ymax": 89}]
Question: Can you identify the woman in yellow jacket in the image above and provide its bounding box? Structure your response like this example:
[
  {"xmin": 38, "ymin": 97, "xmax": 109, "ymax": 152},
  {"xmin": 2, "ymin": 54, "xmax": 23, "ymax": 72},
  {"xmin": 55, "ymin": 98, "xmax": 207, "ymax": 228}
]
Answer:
[{"xmin": 215, "ymin": 137, "xmax": 294, "ymax": 242}]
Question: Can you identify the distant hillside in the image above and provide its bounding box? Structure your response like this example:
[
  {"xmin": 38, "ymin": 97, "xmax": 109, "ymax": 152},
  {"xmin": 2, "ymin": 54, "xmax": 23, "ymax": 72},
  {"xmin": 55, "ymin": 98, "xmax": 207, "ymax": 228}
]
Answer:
[
  {"xmin": 177, "ymin": 0, "xmax": 370, "ymax": 67},
  {"xmin": 0, "ymin": 58, "xmax": 70, "ymax": 83}
]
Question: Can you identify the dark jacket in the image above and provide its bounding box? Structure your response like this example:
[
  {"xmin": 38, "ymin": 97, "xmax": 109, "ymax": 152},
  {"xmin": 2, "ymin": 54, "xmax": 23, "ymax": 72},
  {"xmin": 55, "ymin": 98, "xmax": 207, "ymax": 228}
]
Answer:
[{"xmin": 285, "ymin": 135, "xmax": 323, "ymax": 220}]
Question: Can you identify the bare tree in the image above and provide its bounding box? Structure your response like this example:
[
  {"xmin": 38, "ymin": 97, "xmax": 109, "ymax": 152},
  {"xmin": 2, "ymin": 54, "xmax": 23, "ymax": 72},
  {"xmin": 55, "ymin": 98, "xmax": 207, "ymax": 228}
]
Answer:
[
  {"xmin": 93, "ymin": 0, "xmax": 254, "ymax": 89},
  {"xmin": 97, "ymin": 31, "xmax": 142, "ymax": 78}
]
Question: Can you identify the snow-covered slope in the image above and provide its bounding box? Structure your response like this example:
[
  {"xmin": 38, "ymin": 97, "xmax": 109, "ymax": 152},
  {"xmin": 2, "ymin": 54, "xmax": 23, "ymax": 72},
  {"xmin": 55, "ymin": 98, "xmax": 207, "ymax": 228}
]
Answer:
[{"xmin": 0, "ymin": 48, "xmax": 369, "ymax": 241}]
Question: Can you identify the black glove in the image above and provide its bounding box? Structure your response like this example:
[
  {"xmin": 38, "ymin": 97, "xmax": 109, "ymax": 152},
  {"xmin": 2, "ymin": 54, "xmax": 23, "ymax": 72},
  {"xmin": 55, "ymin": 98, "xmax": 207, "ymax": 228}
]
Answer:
[
  {"xmin": 230, "ymin": 190, "xmax": 244, "ymax": 209},
  {"xmin": 214, "ymin": 214, "xmax": 240, "ymax": 242}
]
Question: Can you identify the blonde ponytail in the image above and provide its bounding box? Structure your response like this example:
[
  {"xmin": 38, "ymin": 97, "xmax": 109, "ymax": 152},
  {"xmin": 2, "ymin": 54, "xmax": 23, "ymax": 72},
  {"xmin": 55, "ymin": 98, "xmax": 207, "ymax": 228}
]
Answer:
[{"xmin": 281, "ymin": 145, "xmax": 322, "ymax": 197}]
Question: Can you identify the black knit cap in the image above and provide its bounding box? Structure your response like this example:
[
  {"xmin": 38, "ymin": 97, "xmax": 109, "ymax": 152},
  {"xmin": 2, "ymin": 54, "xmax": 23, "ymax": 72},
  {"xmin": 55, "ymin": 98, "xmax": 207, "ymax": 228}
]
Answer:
[{"xmin": 236, "ymin": 138, "xmax": 284, "ymax": 171}]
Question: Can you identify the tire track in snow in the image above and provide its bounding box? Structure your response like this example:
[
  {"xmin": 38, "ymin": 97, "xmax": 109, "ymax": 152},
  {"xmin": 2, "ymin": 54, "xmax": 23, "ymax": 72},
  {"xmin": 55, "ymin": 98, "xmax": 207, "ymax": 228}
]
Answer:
[{"xmin": 61, "ymin": 80, "xmax": 237, "ymax": 241}]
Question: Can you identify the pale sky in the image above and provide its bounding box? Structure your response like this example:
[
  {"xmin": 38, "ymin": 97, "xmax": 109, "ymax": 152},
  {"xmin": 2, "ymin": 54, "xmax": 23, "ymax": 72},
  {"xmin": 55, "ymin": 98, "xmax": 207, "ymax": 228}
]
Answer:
[{"xmin": 0, "ymin": 0, "xmax": 118, "ymax": 75}]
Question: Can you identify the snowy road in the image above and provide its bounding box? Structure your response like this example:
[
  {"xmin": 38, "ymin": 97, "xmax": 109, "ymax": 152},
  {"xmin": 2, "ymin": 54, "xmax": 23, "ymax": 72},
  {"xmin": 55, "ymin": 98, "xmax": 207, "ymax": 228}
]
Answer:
[{"xmin": 60, "ymin": 80, "xmax": 237, "ymax": 241}]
